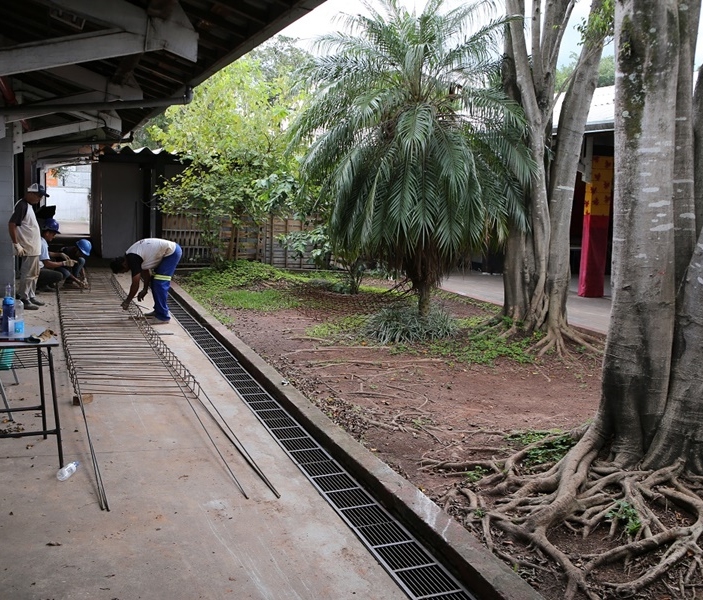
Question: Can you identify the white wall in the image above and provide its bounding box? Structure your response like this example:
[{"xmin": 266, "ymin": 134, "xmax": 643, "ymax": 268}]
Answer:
[
  {"xmin": 48, "ymin": 165, "xmax": 90, "ymax": 226},
  {"xmin": 50, "ymin": 187, "xmax": 90, "ymax": 222}
]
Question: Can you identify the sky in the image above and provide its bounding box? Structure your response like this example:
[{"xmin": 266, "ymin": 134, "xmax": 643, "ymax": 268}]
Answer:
[{"xmin": 281, "ymin": 0, "xmax": 703, "ymax": 69}]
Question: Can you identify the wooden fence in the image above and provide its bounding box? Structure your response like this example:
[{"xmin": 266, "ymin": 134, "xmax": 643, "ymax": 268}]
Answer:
[{"xmin": 161, "ymin": 213, "xmax": 317, "ymax": 269}]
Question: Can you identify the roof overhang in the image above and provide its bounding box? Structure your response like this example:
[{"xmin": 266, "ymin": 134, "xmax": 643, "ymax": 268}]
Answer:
[{"xmin": 0, "ymin": 0, "xmax": 327, "ymax": 165}]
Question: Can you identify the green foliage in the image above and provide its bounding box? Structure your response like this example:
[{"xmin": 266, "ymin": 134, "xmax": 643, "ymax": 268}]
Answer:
[
  {"xmin": 428, "ymin": 329, "xmax": 534, "ymax": 365},
  {"xmin": 505, "ymin": 430, "xmax": 576, "ymax": 467},
  {"xmin": 365, "ymin": 303, "xmax": 458, "ymax": 344},
  {"xmin": 464, "ymin": 466, "xmax": 489, "ymax": 483},
  {"xmin": 179, "ymin": 261, "xmax": 301, "ymax": 311},
  {"xmin": 607, "ymin": 501, "xmax": 642, "ymax": 536},
  {"xmin": 289, "ymin": 0, "xmax": 535, "ymax": 315},
  {"xmin": 278, "ymin": 224, "xmax": 366, "ymax": 293},
  {"xmin": 247, "ymin": 35, "xmax": 314, "ymax": 83},
  {"xmin": 306, "ymin": 315, "xmax": 368, "ymax": 341},
  {"xmin": 148, "ymin": 48, "xmax": 312, "ymax": 262},
  {"xmin": 556, "ymin": 54, "xmax": 615, "ymax": 90},
  {"xmin": 596, "ymin": 55, "xmax": 615, "ymax": 87},
  {"xmin": 576, "ymin": 0, "xmax": 614, "ymax": 49}
]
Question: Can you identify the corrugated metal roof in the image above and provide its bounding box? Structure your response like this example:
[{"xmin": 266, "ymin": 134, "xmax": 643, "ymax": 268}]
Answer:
[{"xmin": 553, "ymin": 85, "xmax": 615, "ymax": 133}]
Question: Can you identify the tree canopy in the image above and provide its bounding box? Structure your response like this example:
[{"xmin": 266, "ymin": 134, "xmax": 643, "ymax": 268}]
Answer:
[
  {"xmin": 289, "ymin": 0, "xmax": 534, "ymax": 315},
  {"xmin": 147, "ymin": 39, "xmax": 312, "ymax": 259},
  {"xmin": 556, "ymin": 54, "xmax": 615, "ymax": 89}
]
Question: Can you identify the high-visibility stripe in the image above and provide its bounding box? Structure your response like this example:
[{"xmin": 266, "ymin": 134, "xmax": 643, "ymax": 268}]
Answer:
[{"xmin": 153, "ymin": 274, "xmax": 172, "ymax": 281}]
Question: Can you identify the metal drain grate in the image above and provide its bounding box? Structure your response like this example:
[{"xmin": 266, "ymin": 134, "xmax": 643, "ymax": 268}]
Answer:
[{"xmin": 169, "ymin": 296, "xmax": 478, "ymax": 600}]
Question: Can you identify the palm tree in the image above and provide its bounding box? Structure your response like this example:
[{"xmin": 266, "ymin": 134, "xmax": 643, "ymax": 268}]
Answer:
[{"xmin": 289, "ymin": 0, "xmax": 534, "ymax": 315}]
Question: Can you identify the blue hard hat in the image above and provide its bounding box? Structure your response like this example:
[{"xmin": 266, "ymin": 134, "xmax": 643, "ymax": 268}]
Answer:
[
  {"xmin": 42, "ymin": 218, "xmax": 60, "ymax": 233},
  {"xmin": 76, "ymin": 239, "xmax": 92, "ymax": 256}
]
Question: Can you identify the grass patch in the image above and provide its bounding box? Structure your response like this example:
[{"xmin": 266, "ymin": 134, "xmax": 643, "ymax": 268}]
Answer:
[
  {"xmin": 182, "ymin": 260, "xmax": 297, "ymax": 290},
  {"xmin": 306, "ymin": 315, "xmax": 368, "ymax": 343},
  {"xmin": 505, "ymin": 430, "xmax": 576, "ymax": 468},
  {"xmin": 219, "ymin": 289, "xmax": 298, "ymax": 311},
  {"xmin": 178, "ymin": 261, "xmax": 540, "ymax": 368},
  {"xmin": 179, "ymin": 260, "xmax": 301, "ymax": 312},
  {"xmin": 428, "ymin": 330, "xmax": 534, "ymax": 365}
]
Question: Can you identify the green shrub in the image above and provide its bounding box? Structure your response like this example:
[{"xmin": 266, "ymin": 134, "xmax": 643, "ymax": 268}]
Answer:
[
  {"xmin": 181, "ymin": 260, "xmax": 294, "ymax": 290},
  {"xmin": 365, "ymin": 303, "xmax": 458, "ymax": 344}
]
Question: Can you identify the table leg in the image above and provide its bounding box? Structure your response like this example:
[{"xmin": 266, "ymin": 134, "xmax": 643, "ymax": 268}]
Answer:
[
  {"xmin": 37, "ymin": 347, "xmax": 47, "ymax": 438},
  {"xmin": 47, "ymin": 348, "xmax": 63, "ymax": 467}
]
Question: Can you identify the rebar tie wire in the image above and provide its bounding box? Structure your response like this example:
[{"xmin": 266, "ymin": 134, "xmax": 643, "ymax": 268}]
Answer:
[{"xmin": 107, "ymin": 274, "xmax": 279, "ymax": 499}]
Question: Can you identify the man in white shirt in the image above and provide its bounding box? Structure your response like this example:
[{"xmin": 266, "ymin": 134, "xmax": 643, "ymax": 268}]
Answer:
[
  {"xmin": 110, "ymin": 238, "xmax": 182, "ymax": 324},
  {"xmin": 8, "ymin": 183, "xmax": 47, "ymax": 310}
]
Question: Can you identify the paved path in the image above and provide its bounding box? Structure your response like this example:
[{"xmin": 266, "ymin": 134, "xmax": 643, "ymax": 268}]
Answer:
[{"xmin": 441, "ymin": 270, "xmax": 611, "ymax": 335}]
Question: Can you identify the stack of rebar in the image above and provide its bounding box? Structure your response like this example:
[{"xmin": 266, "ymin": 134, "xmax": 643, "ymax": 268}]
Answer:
[{"xmin": 55, "ymin": 270, "xmax": 277, "ymax": 509}]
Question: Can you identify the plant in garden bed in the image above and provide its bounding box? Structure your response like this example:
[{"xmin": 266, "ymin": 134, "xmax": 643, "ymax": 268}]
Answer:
[{"xmin": 365, "ymin": 303, "xmax": 458, "ymax": 344}]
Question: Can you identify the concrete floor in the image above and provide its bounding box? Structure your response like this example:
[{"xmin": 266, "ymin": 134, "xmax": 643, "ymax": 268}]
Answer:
[
  {"xmin": 0, "ymin": 276, "xmax": 411, "ymax": 600},
  {"xmin": 442, "ymin": 270, "xmax": 611, "ymax": 335},
  {"xmin": 0, "ymin": 270, "xmax": 540, "ymax": 600}
]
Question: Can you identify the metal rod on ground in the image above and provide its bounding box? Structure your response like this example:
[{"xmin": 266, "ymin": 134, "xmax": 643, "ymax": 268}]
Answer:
[
  {"xmin": 57, "ymin": 279, "xmax": 110, "ymax": 511},
  {"xmin": 108, "ymin": 275, "xmax": 259, "ymax": 499},
  {"xmin": 166, "ymin": 295, "xmax": 281, "ymax": 498}
]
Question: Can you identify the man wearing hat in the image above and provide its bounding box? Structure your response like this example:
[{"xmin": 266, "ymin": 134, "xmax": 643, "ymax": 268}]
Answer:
[
  {"xmin": 37, "ymin": 218, "xmax": 81, "ymax": 291},
  {"xmin": 8, "ymin": 183, "xmax": 49, "ymax": 310}
]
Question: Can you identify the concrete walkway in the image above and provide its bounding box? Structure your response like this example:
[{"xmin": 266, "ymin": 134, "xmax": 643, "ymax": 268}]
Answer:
[
  {"xmin": 0, "ymin": 270, "xmax": 541, "ymax": 600},
  {"xmin": 442, "ymin": 270, "xmax": 611, "ymax": 335}
]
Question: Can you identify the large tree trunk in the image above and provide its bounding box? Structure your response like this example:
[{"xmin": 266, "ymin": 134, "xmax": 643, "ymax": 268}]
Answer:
[
  {"xmin": 600, "ymin": 0, "xmax": 679, "ymax": 467},
  {"xmin": 503, "ymin": 0, "xmax": 606, "ymax": 348},
  {"xmin": 546, "ymin": 13, "xmax": 604, "ymax": 335},
  {"xmin": 629, "ymin": 0, "xmax": 703, "ymax": 473}
]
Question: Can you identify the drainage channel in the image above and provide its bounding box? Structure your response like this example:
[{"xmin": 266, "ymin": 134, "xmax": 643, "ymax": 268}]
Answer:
[{"xmin": 168, "ymin": 296, "xmax": 478, "ymax": 600}]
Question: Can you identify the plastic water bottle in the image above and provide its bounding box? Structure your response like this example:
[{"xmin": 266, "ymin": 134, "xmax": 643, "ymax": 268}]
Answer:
[
  {"xmin": 2, "ymin": 285, "xmax": 14, "ymax": 335},
  {"xmin": 13, "ymin": 301, "xmax": 23, "ymax": 337},
  {"xmin": 56, "ymin": 461, "xmax": 79, "ymax": 481}
]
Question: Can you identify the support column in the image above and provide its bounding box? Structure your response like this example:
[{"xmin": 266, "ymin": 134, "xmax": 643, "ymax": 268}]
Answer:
[
  {"xmin": 0, "ymin": 125, "xmax": 15, "ymax": 291},
  {"xmin": 578, "ymin": 155, "xmax": 613, "ymax": 297}
]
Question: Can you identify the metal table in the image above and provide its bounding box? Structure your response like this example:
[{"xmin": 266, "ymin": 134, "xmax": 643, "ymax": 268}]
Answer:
[{"xmin": 0, "ymin": 327, "xmax": 62, "ymax": 467}]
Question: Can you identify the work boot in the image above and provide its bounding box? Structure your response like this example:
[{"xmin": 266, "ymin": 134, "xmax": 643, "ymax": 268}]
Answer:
[
  {"xmin": 22, "ymin": 300, "xmax": 38, "ymax": 310},
  {"xmin": 29, "ymin": 297, "xmax": 45, "ymax": 306},
  {"xmin": 147, "ymin": 315, "xmax": 170, "ymax": 325}
]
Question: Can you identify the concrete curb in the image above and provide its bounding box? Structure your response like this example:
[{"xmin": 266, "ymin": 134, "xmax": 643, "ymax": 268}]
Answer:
[{"xmin": 170, "ymin": 282, "xmax": 545, "ymax": 600}]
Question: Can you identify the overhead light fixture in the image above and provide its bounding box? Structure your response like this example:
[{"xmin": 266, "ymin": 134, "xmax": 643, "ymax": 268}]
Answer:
[{"xmin": 49, "ymin": 9, "xmax": 86, "ymax": 31}]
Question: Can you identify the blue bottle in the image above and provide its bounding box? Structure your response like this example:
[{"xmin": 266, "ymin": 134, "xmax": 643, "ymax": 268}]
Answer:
[{"xmin": 2, "ymin": 284, "xmax": 14, "ymax": 335}]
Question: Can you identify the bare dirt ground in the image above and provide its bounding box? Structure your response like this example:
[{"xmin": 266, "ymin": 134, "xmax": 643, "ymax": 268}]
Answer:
[{"xmin": 204, "ymin": 280, "xmax": 688, "ymax": 600}]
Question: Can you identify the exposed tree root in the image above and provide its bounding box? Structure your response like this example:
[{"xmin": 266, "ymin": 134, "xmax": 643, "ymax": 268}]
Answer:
[
  {"xmin": 425, "ymin": 425, "xmax": 703, "ymax": 598},
  {"xmin": 529, "ymin": 323, "xmax": 603, "ymax": 357}
]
